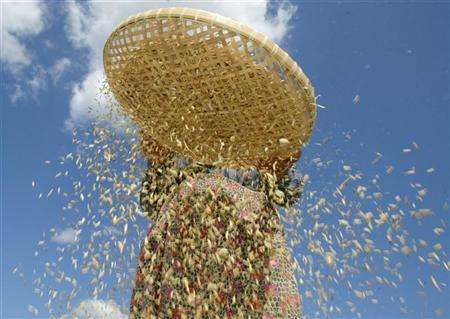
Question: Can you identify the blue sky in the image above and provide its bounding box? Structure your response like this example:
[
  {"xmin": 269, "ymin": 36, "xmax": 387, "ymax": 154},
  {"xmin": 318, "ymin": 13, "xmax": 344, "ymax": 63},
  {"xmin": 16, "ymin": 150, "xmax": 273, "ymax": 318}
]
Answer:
[{"xmin": 1, "ymin": 1, "xmax": 449, "ymax": 318}]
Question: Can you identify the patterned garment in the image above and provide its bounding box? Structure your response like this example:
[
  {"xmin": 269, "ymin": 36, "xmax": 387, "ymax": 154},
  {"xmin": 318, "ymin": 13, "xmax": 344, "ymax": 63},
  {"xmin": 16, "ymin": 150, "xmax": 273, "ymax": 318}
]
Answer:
[{"xmin": 130, "ymin": 172, "xmax": 301, "ymax": 318}]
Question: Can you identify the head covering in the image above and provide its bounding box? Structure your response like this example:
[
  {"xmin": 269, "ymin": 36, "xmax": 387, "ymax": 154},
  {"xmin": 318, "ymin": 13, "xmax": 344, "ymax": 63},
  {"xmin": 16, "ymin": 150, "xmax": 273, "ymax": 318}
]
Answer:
[{"xmin": 104, "ymin": 7, "xmax": 316, "ymax": 169}]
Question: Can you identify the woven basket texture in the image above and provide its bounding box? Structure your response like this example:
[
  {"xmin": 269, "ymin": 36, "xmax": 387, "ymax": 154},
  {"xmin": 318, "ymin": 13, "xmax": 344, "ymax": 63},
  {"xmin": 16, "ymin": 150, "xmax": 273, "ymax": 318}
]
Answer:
[{"xmin": 104, "ymin": 7, "xmax": 316, "ymax": 168}]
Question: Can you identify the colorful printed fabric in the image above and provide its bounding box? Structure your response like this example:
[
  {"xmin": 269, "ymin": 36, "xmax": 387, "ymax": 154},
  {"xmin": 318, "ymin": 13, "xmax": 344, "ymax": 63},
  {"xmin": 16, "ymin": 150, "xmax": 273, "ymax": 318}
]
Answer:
[{"xmin": 130, "ymin": 172, "xmax": 301, "ymax": 318}]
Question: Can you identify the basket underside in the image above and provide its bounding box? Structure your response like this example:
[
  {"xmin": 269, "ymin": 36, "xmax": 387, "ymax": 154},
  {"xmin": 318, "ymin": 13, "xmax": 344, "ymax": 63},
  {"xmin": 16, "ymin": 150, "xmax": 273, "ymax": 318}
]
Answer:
[{"xmin": 104, "ymin": 8, "xmax": 316, "ymax": 168}]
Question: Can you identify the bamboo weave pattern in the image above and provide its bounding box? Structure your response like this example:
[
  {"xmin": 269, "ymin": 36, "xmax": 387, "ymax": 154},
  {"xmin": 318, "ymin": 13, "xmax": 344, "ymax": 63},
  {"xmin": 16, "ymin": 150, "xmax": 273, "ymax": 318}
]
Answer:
[{"xmin": 104, "ymin": 7, "xmax": 316, "ymax": 168}]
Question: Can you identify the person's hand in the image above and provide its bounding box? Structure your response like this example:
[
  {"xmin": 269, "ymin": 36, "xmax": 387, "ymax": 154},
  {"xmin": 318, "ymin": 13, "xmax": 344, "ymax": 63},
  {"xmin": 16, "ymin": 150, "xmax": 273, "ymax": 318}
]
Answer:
[
  {"xmin": 257, "ymin": 149, "xmax": 301, "ymax": 180},
  {"xmin": 275, "ymin": 149, "xmax": 301, "ymax": 179}
]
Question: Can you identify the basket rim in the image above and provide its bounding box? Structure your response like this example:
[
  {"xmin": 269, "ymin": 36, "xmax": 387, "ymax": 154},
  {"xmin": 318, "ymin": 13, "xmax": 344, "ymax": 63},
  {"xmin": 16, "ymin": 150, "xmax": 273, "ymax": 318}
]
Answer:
[{"xmin": 103, "ymin": 7, "xmax": 317, "ymax": 143}]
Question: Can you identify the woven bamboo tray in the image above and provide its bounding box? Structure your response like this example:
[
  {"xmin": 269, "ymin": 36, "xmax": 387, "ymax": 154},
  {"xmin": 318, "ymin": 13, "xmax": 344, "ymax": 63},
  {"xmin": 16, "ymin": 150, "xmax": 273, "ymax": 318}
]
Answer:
[{"xmin": 104, "ymin": 7, "xmax": 317, "ymax": 168}]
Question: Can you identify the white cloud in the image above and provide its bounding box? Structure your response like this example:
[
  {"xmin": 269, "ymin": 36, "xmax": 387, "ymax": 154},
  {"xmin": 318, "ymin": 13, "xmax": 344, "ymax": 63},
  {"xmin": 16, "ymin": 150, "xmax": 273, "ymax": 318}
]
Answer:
[
  {"xmin": 61, "ymin": 299, "xmax": 127, "ymax": 319},
  {"xmin": 2, "ymin": 1, "xmax": 52, "ymax": 104},
  {"xmin": 6, "ymin": 65, "xmax": 51, "ymax": 103},
  {"xmin": 1, "ymin": 1, "xmax": 46, "ymax": 71},
  {"xmin": 6, "ymin": 57, "xmax": 71, "ymax": 103},
  {"xmin": 28, "ymin": 66, "xmax": 47, "ymax": 95},
  {"xmin": 65, "ymin": 69, "xmax": 128, "ymax": 130},
  {"xmin": 44, "ymin": 39, "xmax": 55, "ymax": 49},
  {"xmin": 64, "ymin": 1, "xmax": 297, "ymax": 126},
  {"xmin": 51, "ymin": 228, "xmax": 79, "ymax": 245},
  {"xmin": 9, "ymin": 85, "xmax": 25, "ymax": 103},
  {"xmin": 50, "ymin": 57, "xmax": 71, "ymax": 84}
]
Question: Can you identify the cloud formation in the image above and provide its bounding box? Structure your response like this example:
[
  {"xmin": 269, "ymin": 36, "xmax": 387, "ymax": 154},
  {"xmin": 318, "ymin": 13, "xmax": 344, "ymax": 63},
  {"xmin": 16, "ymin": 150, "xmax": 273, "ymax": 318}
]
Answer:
[
  {"xmin": 1, "ymin": 1, "xmax": 46, "ymax": 71},
  {"xmin": 2, "ymin": 1, "xmax": 51, "ymax": 104},
  {"xmin": 9, "ymin": 85, "xmax": 25, "ymax": 103},
  {"xmin": 51, "ymin": 228, "xmax": 79, "ymax": 245},
  {"xmin": 50, "ymin": 57, "xmax": 72, "ymax": 85},
  {"xmin": 61, "ymin": 299, "xmax": 127, "ymax": 319},
  {"xmin": 64, "ymin": 1, "xmax": 297, "ymax": 126}
]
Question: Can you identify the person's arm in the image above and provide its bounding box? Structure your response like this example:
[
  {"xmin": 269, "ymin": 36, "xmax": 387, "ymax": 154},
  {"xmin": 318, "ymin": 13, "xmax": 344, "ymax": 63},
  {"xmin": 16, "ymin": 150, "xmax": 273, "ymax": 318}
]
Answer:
[
  {"xmin": 274, "ymin": 149, "xmax": 302, "ymax": 181},
  {"xmin": 256, "ymin": 150, "xmax": 301, "ymax": 181},
  {"xmin": 257, "ymin": 150, "xmax": 304, "ymax": 208}
]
